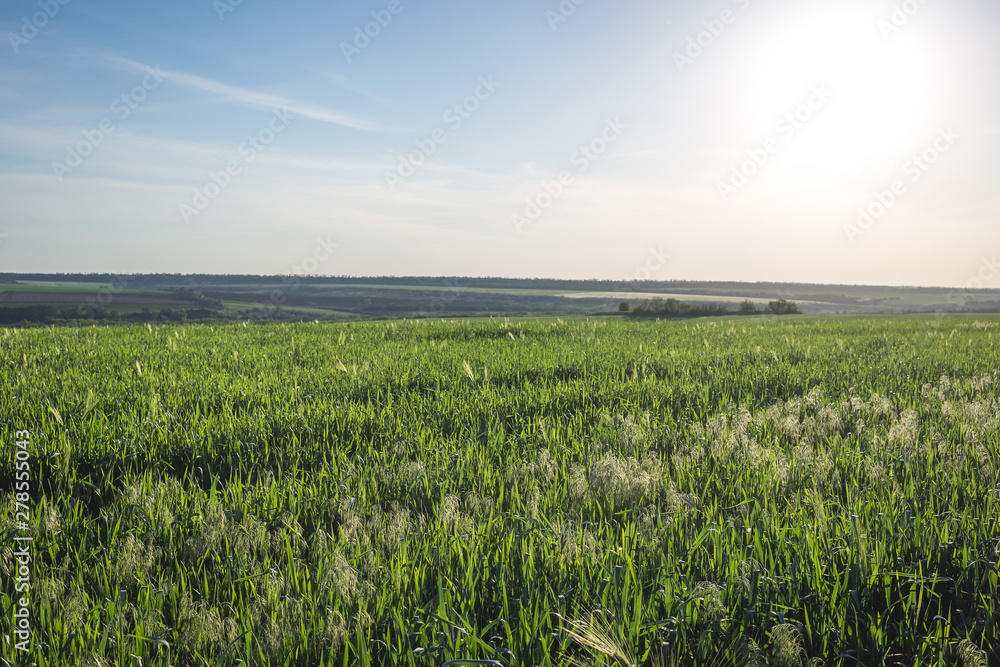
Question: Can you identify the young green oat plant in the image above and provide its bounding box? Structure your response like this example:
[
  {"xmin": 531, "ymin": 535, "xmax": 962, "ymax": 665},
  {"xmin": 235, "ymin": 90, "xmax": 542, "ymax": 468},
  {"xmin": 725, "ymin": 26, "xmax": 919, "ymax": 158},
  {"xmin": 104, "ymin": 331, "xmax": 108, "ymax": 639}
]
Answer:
[{"xmin": 0, "ymin": 316, "xmax": 998, "ymax": 666}]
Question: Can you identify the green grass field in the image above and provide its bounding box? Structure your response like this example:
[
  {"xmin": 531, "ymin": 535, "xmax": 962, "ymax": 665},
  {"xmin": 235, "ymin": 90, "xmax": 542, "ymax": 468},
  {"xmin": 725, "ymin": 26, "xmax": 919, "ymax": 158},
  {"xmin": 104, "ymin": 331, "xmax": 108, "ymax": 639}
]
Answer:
[
  {"xmin": 2, "ymin": 316, "xmax": 999, "ymax": 666},
  {"xmin": 1, "ymin": 282, "xmax": 160, "ymax": 295},
  {"xmin": 219, "ymin": 301, "xmax": 360, "ymax": 319}
]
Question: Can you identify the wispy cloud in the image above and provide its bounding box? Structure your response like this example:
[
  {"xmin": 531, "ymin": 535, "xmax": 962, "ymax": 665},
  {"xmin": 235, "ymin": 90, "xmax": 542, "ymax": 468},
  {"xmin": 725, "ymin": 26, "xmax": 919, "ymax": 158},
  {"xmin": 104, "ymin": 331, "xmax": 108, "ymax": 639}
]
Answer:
[
  {"xmin": 323, "ymin": 71, "xmax": 394, "ymax": 109},
  {"xmin": 106, "ymin": 55, "xmax": 380, "ymax": 131}
]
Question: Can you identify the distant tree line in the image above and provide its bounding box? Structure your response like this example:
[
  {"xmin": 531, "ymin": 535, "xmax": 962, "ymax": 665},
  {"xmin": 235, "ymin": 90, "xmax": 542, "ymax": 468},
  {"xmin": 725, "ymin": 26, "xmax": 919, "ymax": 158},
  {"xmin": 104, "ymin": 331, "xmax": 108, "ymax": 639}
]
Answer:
[
  {"xmin": 0, "ymin": 273, "xmax": 924, "ymax": 296},
  {"xmin": 620, "ymin": 298, "xmax": 800, "ymax": 318}
]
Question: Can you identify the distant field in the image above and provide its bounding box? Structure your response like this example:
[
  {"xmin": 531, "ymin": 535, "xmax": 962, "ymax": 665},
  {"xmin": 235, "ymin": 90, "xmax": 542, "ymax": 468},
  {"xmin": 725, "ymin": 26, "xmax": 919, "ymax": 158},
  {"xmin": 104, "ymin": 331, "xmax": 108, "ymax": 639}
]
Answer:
[
  {"xmin": 1, "ymin": 281, "xmax": 121, "ymax": 291},
  {"xmin": 1, "ymin": 275, "xmax": 999, "ymax": 321},
  {"xmin": 0, "ymin": 291, "xmax": 197, "ymax": 306},
  {"xmin": 219, "ymin": 300, "xmax": 359, "ymax": 318},
  {"xmin": 554, "ymin": 290, "xmax": 830, "ymax": 307}
]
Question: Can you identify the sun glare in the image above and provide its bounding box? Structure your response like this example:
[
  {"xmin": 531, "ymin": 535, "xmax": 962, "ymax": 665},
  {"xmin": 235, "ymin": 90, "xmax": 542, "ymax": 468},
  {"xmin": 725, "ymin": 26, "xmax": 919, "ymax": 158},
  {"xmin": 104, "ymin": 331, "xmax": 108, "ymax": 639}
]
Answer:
[{"xmin": 731, "ymin": 4, "xmax": 953, "ymax": 183}]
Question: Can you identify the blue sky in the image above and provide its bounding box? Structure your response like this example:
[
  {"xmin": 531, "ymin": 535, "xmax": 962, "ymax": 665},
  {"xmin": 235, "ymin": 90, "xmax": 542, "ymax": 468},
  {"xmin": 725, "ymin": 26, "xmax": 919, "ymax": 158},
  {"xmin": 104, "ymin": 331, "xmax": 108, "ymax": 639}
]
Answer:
[{"xmin": 1, "ymin": 0, "xmax": 999, "ymax": 287}]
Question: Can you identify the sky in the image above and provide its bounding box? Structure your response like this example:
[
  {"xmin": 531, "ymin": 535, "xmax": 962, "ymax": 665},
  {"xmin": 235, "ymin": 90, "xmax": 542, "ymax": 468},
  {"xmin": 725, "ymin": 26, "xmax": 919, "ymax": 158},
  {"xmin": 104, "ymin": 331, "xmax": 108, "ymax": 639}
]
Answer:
[{"xmin": 1, "ymin": 0, "xmax": 999, "ymax": 288}]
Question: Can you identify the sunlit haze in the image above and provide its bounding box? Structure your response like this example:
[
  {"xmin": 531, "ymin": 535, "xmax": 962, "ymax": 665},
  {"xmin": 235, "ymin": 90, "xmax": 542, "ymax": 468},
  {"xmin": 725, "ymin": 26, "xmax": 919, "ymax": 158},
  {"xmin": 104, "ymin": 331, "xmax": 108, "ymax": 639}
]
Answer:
[{"xmin": 1, "ymin": 0, "xmax": 998, "ymax": 287}]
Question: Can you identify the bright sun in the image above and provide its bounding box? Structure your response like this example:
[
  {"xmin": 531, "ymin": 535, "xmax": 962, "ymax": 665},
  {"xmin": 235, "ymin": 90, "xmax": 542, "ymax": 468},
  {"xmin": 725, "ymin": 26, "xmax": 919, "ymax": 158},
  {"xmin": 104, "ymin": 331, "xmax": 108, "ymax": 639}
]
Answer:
[{"xmin": 729, "ymin": 2, "xmax": 955, "ymax": 184}]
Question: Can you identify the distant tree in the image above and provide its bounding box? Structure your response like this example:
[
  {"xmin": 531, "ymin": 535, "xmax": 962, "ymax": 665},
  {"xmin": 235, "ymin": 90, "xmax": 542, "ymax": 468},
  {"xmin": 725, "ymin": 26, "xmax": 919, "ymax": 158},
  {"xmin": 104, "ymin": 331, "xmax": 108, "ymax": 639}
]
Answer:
[
  {"xmin": 159, "ymin": 307, "xmax": 187, "ymax": 322},
  {"xmin": 185, "ymin": 308, "xmax": 219, "ymax": 320},
  {"xmin": 0, "ymin": 305, "xmax": 57, "ymax": 325},
  {"xmin": 767, "ymin": 299, "xmax": 801, "ymax": 315},
  {"xmin": 635, "ymin": 298, "xmax": 689, "ymax": 316},
  {"xmin": 618, "ymin": 301, "xmax": 631, "ymax": 313},
  {"xmin": 737, "ymin": 300, "xmax": 759, "ymax": 314},
  {"xmin": 631, "ymin": 298, "xmax": 730, "ymax": 318}
]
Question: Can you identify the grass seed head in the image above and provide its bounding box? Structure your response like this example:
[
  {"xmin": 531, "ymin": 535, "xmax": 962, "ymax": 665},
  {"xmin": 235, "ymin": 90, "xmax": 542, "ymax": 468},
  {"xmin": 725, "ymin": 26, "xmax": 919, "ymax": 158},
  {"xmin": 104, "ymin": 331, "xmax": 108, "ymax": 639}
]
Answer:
[{"xmin": 769, "ymin": 624, "xmax": 806, "ymax": 667}]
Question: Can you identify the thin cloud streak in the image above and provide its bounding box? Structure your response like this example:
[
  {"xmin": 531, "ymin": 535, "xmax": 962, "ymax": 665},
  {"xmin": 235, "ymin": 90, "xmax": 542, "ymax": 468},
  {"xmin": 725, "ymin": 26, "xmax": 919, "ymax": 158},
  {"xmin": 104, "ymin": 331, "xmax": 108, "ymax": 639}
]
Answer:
[{"xmin": 106, "ymin": 55, "xmax": 380, "ymax": 131}]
